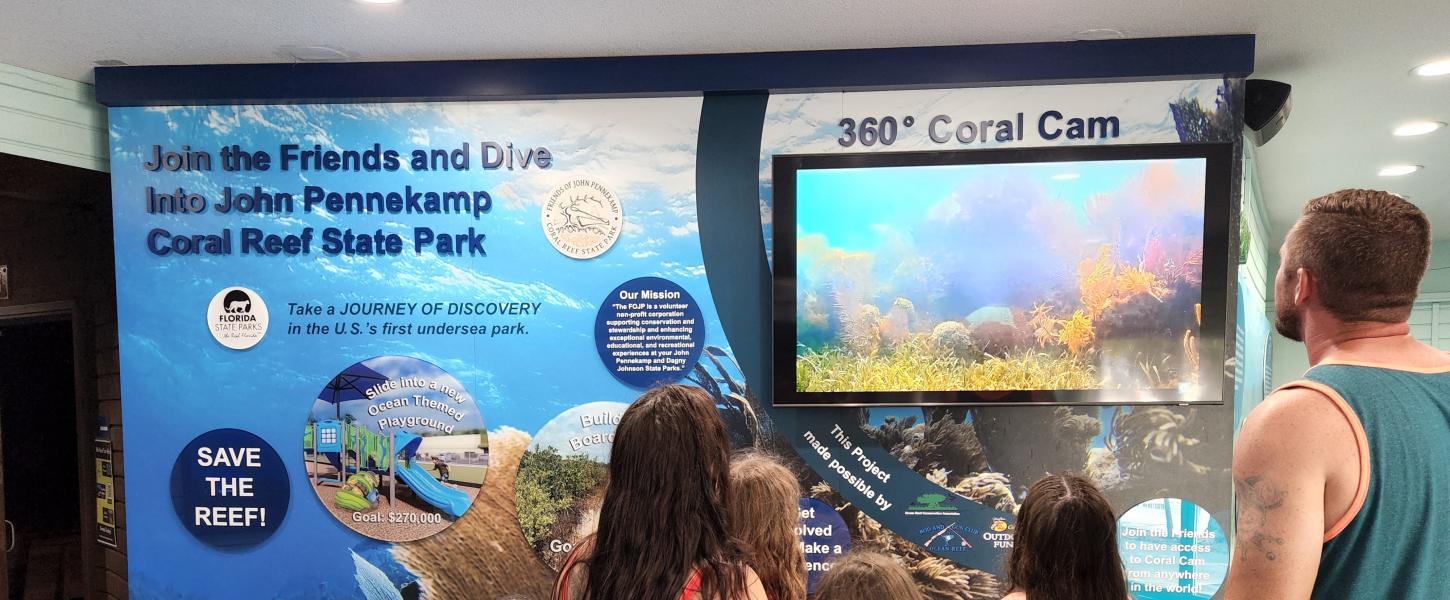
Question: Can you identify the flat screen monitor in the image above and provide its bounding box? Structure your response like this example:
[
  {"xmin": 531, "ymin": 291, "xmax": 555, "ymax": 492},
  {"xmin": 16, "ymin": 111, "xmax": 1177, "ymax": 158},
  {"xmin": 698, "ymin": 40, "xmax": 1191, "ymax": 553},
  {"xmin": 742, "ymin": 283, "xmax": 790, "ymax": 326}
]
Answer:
[{"xmin": 772, "ymin": 144, "xmax": 1234, "ymax": 406}]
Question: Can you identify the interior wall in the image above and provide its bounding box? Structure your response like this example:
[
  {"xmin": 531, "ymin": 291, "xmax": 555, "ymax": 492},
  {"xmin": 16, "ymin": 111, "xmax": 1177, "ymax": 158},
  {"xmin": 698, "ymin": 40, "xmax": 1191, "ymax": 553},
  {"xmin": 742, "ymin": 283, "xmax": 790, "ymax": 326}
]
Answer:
[
  {"xmin": 1240, "ymin": 144, "xmax": 1272, "ymax": 302},
  {"xmin": 1269, "ymin": 333, "xmax": 1310, "ymax": 387},
  {"xmin": 0, "ymin": 153, "xmax": 125, "ymax": 600},
  {"xmin": 0, "ymin": 64, "xmax": 122, "ymax": 598},
  {"xmin": 1418, "ymin": 245, "xmax": 1450, "ymax": 294},
  {"xmin": 1235, "ymin": 142, "xmax": 1276, "ymax": 425},
  {"xmin": 0, "ymin": 63, "xmax": 108, "ymax": 172}
]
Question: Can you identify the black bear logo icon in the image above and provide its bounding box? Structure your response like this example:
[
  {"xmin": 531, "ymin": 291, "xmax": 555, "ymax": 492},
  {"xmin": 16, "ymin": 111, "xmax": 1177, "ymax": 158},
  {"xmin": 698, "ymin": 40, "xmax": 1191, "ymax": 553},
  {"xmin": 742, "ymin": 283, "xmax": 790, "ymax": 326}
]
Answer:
[{"xmin": 223, "ymin": 290, "xmax": 252, "ymax": 314}]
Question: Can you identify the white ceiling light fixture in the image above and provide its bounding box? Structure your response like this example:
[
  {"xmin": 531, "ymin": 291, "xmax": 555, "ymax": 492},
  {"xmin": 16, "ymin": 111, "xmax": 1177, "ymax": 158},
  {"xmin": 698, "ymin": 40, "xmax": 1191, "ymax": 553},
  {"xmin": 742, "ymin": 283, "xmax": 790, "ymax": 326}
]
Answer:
[
  {"xmin": 281, "ymin": 45, "xmax": 352, "ymax": 62},
  {"xmin": 1413, "ymin": 58, "xmax": 1450, "ymax": 77},
  {"xmin": 352, "ymin": 0, "xmax": 405, "ymax": 4},
  {"xmin": 1378, "ymin": 164, "xmax": 1423, "ymax": 177},
  {"xmin": 1073, "ymin": 28, "xmax": 1127, "ymax": 41},
  {"xmin": 1393, "ymin": 120, "xmax": 1446, "ymax": 137}
]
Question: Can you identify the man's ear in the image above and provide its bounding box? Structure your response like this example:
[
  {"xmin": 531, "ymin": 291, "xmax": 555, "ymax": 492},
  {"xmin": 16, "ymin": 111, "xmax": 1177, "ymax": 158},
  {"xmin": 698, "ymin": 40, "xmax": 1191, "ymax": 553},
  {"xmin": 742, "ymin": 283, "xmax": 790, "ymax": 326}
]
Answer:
[{"xmin": 1294, "ymin": 267, "xmax": 1313, "ymax": 306}]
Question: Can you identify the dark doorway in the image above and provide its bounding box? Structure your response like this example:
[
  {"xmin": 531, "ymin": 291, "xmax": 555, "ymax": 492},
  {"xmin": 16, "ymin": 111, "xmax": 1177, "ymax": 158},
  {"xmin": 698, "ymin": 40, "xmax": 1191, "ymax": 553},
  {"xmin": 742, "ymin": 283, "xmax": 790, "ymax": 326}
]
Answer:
[
  {"xmin": 0, "ymin": 150, "xmax": 114, "ymax": 600},
  {"xmin": 0, "ymin": 318, "xmax": 84, "ymax": 599}
]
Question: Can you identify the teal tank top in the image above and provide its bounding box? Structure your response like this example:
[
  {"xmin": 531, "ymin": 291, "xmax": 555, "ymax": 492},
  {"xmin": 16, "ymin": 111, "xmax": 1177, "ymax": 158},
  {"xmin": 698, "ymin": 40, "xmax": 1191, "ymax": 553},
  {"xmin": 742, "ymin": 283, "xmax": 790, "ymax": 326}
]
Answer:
[{"xmin": 1289, "ymin": 363, "xmax": 1450, "ymax": 599}]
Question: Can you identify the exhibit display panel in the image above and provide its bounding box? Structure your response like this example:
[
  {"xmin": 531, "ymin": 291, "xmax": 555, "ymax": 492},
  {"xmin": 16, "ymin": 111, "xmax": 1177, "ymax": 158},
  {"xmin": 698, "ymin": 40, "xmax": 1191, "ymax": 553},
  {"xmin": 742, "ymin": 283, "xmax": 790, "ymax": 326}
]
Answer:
[{"xmin": 98, "ymin": 38, "xmax": 1249, "ymax": 600}]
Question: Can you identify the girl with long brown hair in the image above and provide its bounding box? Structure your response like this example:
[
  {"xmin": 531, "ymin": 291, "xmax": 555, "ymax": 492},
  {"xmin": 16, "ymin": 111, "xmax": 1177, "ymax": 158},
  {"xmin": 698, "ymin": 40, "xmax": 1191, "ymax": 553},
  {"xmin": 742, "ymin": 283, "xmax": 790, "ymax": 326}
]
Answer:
[
  {"xmin": 813, "ymin": 551, "xmax": 923, "ymax": 600},
  {"xmin": 1003, "ymin": 473, "xmax": 1129, "ymax": 600},
  {"xmin": 554, "ymin": 384, "xmax": 766, "ymax": 600},
  {"xmin": 728, "ymin": 452, "xmax": 806, "ymax": 600}
]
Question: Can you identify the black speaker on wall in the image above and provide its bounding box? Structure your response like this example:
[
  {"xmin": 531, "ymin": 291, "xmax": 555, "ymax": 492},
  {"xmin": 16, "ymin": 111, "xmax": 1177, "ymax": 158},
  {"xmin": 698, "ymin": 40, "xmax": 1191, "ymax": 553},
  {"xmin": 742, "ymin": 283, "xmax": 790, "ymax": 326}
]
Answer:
[{"xmin": 1245, "ymin": 79, "xmax": 1292, "ymax": 146}]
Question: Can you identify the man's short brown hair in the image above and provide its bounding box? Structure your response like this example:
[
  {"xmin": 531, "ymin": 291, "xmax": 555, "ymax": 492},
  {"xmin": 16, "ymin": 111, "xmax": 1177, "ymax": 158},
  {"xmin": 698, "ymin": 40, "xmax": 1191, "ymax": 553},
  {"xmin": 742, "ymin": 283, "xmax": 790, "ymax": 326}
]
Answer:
[{"xmin": 1285, "ymin": 189, "xmax": 1431, "ymax": 322}]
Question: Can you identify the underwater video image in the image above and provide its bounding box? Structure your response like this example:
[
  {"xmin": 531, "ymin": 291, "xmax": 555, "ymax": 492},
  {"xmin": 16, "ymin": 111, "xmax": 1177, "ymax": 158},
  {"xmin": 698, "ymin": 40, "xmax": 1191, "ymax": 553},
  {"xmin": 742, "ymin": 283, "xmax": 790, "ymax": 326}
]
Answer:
[{"xmin": 794, "ymin": 157, "xmax": 1206, "ymax": 393}]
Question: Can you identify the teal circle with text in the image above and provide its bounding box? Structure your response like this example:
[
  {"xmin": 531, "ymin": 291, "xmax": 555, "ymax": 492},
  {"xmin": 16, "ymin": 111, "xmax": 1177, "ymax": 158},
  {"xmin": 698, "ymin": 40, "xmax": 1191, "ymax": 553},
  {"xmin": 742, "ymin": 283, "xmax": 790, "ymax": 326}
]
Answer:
[{"xmin": 1116, "ymin": 497, "xmax": 1229, "ymax": 600}]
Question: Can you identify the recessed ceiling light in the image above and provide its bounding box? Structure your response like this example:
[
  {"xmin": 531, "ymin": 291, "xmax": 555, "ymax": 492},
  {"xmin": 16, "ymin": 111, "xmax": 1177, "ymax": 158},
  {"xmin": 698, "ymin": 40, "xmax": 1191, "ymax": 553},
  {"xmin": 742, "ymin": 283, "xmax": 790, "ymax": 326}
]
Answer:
[
  {"xmin": 1051, "ymin": 173, "xmax": 1080, "ymax": 180},
  {"xmin": 1378, "ymin": 164, "xmax": 1422, "ymax": 177},
  {"xmin": 1074, "ymin": 28, "xmax": 1126, "ymax": 41},
  {"xmin": 353, "ymin": 0, "xmax": 404, "ymax": 4},
  {"xmin": 1414, "ymin": 59, "xmax": 1450, "ymax": 77},
  {"xmin": 281, "ymin": 45, "xmax": 352, "ymax": 62},
  {"xmin": 1394, "ymin": 121, "xmax": 1446, "ymax": 137}
]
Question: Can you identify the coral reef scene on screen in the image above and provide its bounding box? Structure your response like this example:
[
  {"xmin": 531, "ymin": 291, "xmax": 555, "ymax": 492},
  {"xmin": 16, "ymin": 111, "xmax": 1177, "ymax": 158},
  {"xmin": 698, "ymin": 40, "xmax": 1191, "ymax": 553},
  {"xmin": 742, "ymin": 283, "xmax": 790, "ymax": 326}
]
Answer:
[{"xmin": 795, "ymin": 158, "xmax": 1207, "ymax": 393}]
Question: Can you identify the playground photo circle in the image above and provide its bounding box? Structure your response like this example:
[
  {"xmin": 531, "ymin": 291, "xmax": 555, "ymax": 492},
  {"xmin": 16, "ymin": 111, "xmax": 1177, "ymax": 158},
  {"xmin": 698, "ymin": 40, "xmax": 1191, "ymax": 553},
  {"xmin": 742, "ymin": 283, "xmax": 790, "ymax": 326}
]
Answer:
[{"xmin": 302, "ymin": 356, "xmax": 489, "ymax": 542}]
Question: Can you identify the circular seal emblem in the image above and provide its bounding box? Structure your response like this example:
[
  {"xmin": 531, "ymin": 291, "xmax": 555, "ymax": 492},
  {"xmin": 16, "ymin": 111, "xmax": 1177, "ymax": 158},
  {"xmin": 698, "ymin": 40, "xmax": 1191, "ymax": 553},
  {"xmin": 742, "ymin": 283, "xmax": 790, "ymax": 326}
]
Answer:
[
  {"xmin": 206, "ymin": 286, "xmax": 269, "ymax": 350},
  {"xmin": 542, "ymin": 178, "xmax": 623, "ymax": 259}
]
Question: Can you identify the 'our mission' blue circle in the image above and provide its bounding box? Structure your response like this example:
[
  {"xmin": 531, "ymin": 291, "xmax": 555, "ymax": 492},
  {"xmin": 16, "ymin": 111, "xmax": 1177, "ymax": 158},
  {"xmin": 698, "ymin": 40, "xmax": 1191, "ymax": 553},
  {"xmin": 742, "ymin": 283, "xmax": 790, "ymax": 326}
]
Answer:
[
  {"xmin": 170, "ymin": 428, "xmax": 290, "ymax": 550},
  {"xmin": 594, "ymin": 276, "xmax": 705, "ymax": 388}
]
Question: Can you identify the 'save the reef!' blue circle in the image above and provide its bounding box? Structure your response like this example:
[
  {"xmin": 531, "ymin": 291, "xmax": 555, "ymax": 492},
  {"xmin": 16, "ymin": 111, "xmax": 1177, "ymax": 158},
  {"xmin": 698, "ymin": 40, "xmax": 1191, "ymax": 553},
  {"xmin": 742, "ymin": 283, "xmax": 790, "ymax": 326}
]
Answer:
[
  {"xmin": 594, "ymin": 276, "xmax": 705, "ymax": 388},
  {"xmin": 170, "ymin": 428, "xmax": 290, "ymax": 550}
]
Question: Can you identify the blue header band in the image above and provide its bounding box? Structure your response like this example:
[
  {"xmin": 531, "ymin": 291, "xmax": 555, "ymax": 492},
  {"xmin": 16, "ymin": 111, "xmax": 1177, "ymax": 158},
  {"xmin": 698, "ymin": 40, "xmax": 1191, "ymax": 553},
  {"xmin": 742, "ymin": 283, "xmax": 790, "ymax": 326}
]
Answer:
[{"xmin": 95, "ymin": 35, "xmax": 1254, "ymax": 107}]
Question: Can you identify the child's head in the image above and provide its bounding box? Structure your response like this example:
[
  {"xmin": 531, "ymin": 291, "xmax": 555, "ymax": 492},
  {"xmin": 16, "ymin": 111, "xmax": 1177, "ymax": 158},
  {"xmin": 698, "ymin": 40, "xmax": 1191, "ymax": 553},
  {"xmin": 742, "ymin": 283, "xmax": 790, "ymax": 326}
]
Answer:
[
  {"xmin": 1006, "ymin": 473, "xmax": 1127, "ymax": 600},
  {"xmin": 586, "ymin": 384, "xmax": 747, "ymax": 600},
  {"xmin": 728, "ymin": 452, "xmax": 805, "ymax": 600},
  {"xmin": 813, "ymin": 551, "xmax": 922, "ymax": 600}
]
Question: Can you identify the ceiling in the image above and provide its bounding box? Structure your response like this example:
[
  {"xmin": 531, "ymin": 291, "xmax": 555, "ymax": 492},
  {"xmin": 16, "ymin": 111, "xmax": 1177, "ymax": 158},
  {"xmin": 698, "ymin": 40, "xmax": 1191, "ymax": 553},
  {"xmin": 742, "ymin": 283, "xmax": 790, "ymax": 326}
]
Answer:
[{"xmin": 2, "ymin": 0, "xmax": 1447, "ymax": 241}]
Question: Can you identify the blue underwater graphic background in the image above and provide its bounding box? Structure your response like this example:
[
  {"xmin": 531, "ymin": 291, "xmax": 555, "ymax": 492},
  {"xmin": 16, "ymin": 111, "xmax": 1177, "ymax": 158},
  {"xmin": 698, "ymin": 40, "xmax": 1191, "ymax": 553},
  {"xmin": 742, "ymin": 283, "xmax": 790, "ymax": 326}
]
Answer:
[
  {"xmin": 109, "ymin": 98, "xmax": 728, "ymax": 599},
  {"xmin": 107, "ymin": 78, "xmax": 1251, "ymax": 599}
]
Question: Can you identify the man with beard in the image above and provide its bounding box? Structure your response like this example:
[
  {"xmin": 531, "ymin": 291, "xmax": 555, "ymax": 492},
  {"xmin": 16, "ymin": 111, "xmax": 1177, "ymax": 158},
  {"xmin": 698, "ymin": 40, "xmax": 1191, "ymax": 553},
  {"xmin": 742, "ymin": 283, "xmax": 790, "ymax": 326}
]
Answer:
[{"xmin": 1224, "ymin": 189, "xmax": 1449, "ymax": 599}]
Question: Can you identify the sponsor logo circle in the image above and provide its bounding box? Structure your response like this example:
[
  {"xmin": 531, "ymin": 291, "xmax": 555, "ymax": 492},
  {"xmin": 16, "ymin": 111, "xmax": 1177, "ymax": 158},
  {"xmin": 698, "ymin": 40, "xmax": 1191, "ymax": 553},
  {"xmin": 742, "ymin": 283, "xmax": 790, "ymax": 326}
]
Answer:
[
  {"xmin": 542, "ymin": 178, "xmax": 623, "ymax": 259},
  {"xmin": 207, "ymin": 287, "xmax": 269, "ymax": 350}
]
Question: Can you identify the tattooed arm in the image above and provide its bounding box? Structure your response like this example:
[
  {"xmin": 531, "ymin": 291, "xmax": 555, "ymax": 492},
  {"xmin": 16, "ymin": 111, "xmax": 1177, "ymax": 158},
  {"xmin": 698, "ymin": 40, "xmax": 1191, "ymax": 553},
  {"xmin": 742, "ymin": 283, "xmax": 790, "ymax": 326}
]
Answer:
[{"xmin": 1223, "ymin": 387, "xmax": 1361, "ymax": 600}]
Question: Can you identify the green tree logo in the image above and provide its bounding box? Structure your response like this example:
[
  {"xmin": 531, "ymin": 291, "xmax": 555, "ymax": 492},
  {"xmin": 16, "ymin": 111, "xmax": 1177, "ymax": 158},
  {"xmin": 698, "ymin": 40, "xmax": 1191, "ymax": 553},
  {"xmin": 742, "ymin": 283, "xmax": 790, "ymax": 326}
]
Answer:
[{"xmin": 909, "ymin": 493, "xmax": 953, "ymax": 511}]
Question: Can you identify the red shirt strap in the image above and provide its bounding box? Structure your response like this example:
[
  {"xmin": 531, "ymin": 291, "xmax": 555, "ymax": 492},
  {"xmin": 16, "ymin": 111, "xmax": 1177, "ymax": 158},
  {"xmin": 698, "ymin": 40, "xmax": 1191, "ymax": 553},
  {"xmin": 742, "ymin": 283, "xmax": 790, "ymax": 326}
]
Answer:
[
  {"xmin": 679, "ymin": 571, "xmax": 703, "ymax": 600},
  {"xmin": 555, "ymin": 548, "xmax": 583, "ymax": 600},
  {"xmin": 559, "ymin": 557, "xmax": 703, "ymax": 600}
]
